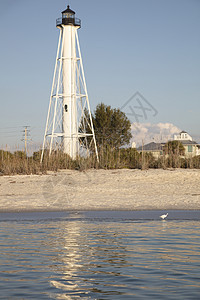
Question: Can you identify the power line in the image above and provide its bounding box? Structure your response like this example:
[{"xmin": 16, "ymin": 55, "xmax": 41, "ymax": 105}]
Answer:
[
  {"xmin": 0, "ymin": 131, "xmax": 21, "ymax": 134},
  {"xmin": 0, "ymin": 126, "xmax": 23, "ymax": 130}
]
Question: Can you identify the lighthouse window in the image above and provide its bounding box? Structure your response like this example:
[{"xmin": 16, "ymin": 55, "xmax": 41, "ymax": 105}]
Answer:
[
  {"xmin": 65, "ymin": 13, "xmax": 74, "ymax": 19},
  {"xmin": 64, "ymin": 104, "xmax": 68, "ymax": 112}
]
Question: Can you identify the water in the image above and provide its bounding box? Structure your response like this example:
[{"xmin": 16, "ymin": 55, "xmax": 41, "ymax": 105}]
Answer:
[{"xmin": 0, "ymin": 211, "xmax": 200, "ymax": 299}]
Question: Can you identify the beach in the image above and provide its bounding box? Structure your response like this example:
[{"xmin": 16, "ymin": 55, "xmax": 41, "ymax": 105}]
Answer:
[{"xmin": 0, "ymin": 169, "xmax": 200, "ymax": 212}]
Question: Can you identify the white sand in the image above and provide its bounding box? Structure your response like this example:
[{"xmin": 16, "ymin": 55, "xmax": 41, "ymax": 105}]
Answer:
[{"xmin": 0, "ymin": 169, "xmax": 200, "ymax": 212}]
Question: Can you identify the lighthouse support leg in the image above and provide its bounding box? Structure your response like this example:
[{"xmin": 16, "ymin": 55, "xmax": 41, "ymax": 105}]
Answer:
[
  {"xmin": 75, "ymin": 31, "xmax": 99, "ymax": 162},
  {"xmin": 41, "ymin": 31, "xmax": 62, "ymax": 163}
]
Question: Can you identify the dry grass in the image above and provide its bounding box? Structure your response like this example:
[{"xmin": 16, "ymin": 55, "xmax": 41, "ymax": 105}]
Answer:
[{"xmin": 1, "ymin": 148, "xmax": 200, "ymax": 176}]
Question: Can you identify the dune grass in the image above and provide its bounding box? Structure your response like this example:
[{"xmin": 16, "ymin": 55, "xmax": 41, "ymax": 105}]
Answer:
[{"xmin": 1, "ymin": 147, "xmax": 200, "ymax": 176}]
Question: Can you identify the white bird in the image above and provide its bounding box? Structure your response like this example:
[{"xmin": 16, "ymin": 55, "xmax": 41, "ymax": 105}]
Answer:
[{"xmin": 160, "ymin": 213, "xmax": 168, "ymax": 220}]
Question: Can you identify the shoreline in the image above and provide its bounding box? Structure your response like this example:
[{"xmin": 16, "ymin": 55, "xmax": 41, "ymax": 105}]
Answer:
[
  {"xmin": 0, "ymin": 169, "xmax": 200, "ymax": 212},
  {"xmin": 0, "ymin": 209, "xmax": 200, "ymax": 214}
]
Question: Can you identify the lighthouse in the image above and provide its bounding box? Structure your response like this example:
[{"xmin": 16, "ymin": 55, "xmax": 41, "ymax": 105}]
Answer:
[{"xmin": 41, "ymin": 5, "xmax": 98, "ymax": 162}]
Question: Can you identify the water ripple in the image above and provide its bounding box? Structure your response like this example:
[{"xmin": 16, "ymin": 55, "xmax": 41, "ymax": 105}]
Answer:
[{"xmin": 0, "ymin": 212, "xmax": 200, "ymax": 299}]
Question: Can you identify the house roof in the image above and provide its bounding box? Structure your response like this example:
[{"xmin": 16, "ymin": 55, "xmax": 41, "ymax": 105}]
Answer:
[
  {"xmin": 137, "ymin": 142, "xmax": 164, "ymax": 151},
  {"xmin": 180, "ymin": 130, "xmax": 187, "ymax": 134},
  {"xmin": 137, "ymin": 140, "xmax": 200, "ymax": 152},
  {"xmin": 180, "ymin": 140, "xmax": 198, "ymax": 145}
]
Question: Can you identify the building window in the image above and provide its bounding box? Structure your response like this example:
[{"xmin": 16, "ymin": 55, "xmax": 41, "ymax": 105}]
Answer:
[{"xmin": 188, "ymin": 145, "xmax": 193, "ymax": 152}]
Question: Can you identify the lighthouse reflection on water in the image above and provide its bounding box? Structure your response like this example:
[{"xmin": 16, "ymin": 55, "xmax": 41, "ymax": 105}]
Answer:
[
  {"xmin": 49, "ymin": 213, "xmax": 129, "ymax": 299},
  {"xmin": 49, "ymin": 214, "xmax": 93, "ymax": 297}
]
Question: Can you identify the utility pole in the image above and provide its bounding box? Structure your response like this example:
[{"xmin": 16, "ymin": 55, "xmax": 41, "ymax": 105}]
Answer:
[
  {"xmin": 22, "ymin": 126, "xmax": 31, "ymax": 155},
  {"xmin": 142, "ymin": 139, "xmax": 145, "ymax": 170},
  {"xmin": 24, "ymin": 127, "xmax": 27, "ymax": 155}
]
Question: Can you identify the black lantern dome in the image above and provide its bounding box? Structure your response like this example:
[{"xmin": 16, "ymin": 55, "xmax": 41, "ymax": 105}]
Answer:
[
  {"xmin": 56, "ymin": 5, "xmax": 81, "ymax": 28},
  {"xmin": 62, "ymin": 5, "xmax": 75, "ymax": 16}
]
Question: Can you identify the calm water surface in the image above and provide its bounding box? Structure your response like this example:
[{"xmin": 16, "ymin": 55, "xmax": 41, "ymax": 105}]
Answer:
[{"xmin": 0, "ymin": 211, "xmax": 200, "ymax": 299}]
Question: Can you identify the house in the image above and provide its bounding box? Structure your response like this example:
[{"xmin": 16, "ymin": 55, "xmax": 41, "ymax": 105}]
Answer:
[
  {"xmin": 136, "ymin": 131, "xmax": 200, "ymax": 158},
  {"xmin": 173, "ymin": 131, "xmax": 200, "ymax": 157},
  {"xmin": 137, "ymin": 142, "xmax": 165, "ymax": 159}
]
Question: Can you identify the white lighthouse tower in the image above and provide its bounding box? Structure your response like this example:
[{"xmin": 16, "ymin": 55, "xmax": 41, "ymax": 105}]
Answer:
[{"xmin": 41, "ymin": 5, "xmax": 98, "ymax": 162}]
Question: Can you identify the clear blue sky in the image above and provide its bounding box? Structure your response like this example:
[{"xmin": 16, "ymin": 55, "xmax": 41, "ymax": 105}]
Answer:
[{"xmin": 0, "ymin": 0, "xmax": 200, "ymax": 150}]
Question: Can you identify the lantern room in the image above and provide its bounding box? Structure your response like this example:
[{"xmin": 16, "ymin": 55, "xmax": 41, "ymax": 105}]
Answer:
[{"xmin": 56, "ymin": 5, "xmax": 81, "ymax": 27}]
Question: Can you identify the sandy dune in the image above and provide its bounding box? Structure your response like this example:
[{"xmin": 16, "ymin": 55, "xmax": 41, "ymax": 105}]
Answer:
[{"xmin": 0, "ymin": 169, "xmax": 200, "ymax": 212}]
